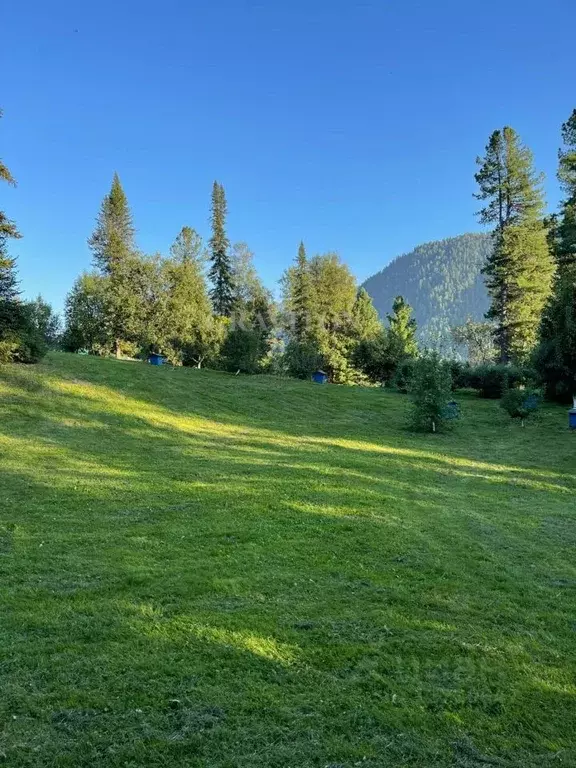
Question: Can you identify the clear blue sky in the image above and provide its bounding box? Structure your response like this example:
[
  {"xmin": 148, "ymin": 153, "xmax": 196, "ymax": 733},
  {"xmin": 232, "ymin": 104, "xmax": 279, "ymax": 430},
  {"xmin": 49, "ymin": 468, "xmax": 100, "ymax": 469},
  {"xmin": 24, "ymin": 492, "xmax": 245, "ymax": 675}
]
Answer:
[{"xmin": 2, "ymin": 0, "xmax": 575, "ymax": 313}]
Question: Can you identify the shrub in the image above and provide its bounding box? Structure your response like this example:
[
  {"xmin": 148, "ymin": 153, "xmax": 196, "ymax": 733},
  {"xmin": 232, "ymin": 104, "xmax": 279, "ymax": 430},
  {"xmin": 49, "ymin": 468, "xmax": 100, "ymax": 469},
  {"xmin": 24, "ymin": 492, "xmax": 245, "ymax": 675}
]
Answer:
[
  {"xmin": 221, "ymin": 327, "xmax": 264, "ymax": 374},
  {"xmin": 284, "ymin": 340, "xmax": 323, "ymax": 380},
  {"xmin": 500, "ymin": 387, "xmax": 541, "ymax": 425},
  {"xmin": 475, "ymin": 364, "xmax": 510, "ymax": 398},
  {"xmin": 393, "ymin": 358, "xmax": 418, "ymax": 393},
  {"xmin": 452, "ymin": 363, "xmax": 537, "ymax": 398},
  {"xmin": 408, "ymin": 352, "xmax": 453, "ymax": 432},
  {"xmin": 0, "ymin": 304, "xmax": 47, "ymax": 364}
]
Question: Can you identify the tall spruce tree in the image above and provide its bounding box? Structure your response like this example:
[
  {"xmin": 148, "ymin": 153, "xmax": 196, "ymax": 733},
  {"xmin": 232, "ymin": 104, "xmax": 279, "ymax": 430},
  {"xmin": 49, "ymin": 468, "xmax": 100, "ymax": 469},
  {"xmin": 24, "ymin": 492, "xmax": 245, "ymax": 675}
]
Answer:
[
  {"xmin": 535, "ymin": 109, "xmax": 576, "ymax": 401},
  {"xmin": 87, "ymin": 174, "xmax": 138, "ymax": 356},
  {"xmin": 475, "ymin": 127, "xmax": 554, "ymax": 363},
  {"xmin": 88, "ymin": 173, "xmax": 135, "ymax": 274},
  {"xmin": 290, "ymin": 241, "xmax": 316, "ymax": 342},
  {"xmin": 556, "ymin": 109, "xmax": 576, "ymax": 270},
  {"xmin": 208, "ymin": 181, "xmax": 234, "ymax": 316}
]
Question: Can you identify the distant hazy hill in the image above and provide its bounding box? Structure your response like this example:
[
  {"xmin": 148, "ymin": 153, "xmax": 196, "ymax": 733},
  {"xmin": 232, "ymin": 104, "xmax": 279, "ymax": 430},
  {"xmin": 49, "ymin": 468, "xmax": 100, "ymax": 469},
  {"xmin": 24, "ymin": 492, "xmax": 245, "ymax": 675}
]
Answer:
[{"xmin": 362, "ymin": 233, "xmax": 492, "ymax": 350}]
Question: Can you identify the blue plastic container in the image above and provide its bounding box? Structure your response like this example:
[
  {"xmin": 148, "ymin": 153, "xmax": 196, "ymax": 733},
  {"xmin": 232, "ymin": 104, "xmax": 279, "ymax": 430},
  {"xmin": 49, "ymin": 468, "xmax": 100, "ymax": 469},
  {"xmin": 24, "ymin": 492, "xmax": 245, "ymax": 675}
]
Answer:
[
  {"xmin": 148, "ymin": 353, "xmax": 165, "ymax": 366},
  {"xmin": 444, "ymin": 400, "xmax": 460, "ymax": 420},
  {"xmin": 312, "ymin": 370, "xmax": 328, "ymax": 384},
  {"xmin": 569, "ymin": 408, "xmax": 576, "ymax": 430}
]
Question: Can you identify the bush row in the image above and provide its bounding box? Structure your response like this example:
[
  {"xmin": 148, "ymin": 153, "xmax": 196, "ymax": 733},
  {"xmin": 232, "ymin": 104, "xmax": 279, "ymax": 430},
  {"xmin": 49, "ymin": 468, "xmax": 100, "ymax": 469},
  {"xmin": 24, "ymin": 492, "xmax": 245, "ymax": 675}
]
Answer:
[{"xmin": 389, "ymin": 359, "xmax": 538, "ymax": 399}]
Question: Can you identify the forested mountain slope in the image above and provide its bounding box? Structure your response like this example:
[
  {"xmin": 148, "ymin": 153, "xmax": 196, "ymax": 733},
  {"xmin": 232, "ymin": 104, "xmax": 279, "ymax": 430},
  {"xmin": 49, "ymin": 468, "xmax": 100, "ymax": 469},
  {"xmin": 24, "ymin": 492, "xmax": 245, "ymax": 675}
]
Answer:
[{"xmin": 362, "ymin": 233, "xmax": 492, "ymax": 349}]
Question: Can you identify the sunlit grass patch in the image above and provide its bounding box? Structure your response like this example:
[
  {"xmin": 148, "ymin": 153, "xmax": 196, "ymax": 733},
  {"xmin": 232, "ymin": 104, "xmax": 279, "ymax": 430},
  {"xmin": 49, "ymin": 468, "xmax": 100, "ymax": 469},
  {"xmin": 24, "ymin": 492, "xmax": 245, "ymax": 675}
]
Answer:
[{"xmin": 0, "ymin": 352, "xmax": 575, "ymax": 767}]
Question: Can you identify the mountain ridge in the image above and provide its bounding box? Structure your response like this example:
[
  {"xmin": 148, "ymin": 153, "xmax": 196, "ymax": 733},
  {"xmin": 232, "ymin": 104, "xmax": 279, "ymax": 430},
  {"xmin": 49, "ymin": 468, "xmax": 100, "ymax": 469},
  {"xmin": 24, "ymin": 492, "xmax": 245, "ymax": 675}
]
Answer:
[{"xmin": 362, "ymin": 232, "xmax": 492, "ymax": 350}]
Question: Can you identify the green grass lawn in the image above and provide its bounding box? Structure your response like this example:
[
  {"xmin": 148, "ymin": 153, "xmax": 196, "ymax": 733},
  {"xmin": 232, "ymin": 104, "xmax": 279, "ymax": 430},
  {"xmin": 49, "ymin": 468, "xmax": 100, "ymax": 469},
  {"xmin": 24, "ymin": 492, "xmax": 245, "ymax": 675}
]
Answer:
[{"xmin": 1, "ymin": 353, "xmax": 575, "ymax": 767}]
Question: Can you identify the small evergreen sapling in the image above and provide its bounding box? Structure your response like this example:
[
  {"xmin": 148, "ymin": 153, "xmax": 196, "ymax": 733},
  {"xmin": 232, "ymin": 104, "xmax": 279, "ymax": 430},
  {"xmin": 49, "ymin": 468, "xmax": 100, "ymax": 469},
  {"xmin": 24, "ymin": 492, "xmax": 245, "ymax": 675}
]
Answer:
[
  {"xmin": 409, "ymin": 352, "xmax": 453, "ymax": 433},
  {"xmin": 500, "ymin": 388, "xmax": 540, "ymax": 426}
]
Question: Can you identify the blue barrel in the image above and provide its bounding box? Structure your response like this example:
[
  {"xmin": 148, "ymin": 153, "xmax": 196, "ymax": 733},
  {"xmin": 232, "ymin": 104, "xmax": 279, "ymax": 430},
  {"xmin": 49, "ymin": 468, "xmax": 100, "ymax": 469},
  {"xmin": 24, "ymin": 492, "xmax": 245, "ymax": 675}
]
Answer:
[
  {"xmin": 312, "ymin": 370, "xmax": 328, "ymax": 384},
  {"xmin": 569, "ymin": 408, "xmax": 576, "ymax": 430},
  {"xmin": 148, "ymin": 353, "xmax": 165, "ymax": 366}
]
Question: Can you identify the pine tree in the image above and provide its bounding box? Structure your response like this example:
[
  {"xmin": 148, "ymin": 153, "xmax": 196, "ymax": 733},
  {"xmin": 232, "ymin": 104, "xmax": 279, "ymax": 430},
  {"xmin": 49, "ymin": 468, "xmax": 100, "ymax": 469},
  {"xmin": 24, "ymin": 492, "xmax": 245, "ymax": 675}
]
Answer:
[
  {"xmin": 387, "ymin": 296, "xmax": 418, "ymax": 358},
  {"xmin": 535, "ymin": 109, "xmax": 576, "ymax": 401},
  {"xmin": 208, "ymin": 181, "xmax": 234, "ymax": 316},
  {"xmin": 556, "ymin": 109, "xmax": 576, "ymax": 270},
  {"xmin": 475, "ymin": 126, "xmax": 554, "ymax": 363},
  {"xmin": 88, "ymin": 173, "xmax": 135, "ymax": 274},
  {"xmin": 288, "ymin": 241, "xmax": 316, "ymax": 343}
]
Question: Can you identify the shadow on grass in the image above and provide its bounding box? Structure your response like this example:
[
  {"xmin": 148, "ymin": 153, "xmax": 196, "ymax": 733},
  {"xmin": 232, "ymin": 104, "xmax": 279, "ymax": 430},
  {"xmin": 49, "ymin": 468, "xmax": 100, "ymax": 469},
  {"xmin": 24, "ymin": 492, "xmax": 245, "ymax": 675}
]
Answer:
[{"xmin": 0, "ymin": 356, "xmax": 575, "ymax": 766}]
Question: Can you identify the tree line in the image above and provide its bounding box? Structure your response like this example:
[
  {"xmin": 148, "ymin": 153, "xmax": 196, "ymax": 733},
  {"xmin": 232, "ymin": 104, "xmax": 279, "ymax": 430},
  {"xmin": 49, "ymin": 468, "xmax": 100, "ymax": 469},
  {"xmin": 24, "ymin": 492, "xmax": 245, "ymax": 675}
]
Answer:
[
  {"xmin": 0, "ymin": 107, "xmax": 575, "ymax": 401},
  {"xmin": 61, "ymin": 172, "xmax": 417, "ymax": 382}
]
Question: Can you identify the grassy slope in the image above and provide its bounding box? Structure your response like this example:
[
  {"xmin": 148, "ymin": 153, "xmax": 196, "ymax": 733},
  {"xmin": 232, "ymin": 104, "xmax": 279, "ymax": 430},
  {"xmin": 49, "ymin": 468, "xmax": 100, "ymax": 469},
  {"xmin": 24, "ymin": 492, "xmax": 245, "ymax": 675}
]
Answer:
[{"xmin": 0, "ymin": 353, "xmax": 575, "ymax": 767}]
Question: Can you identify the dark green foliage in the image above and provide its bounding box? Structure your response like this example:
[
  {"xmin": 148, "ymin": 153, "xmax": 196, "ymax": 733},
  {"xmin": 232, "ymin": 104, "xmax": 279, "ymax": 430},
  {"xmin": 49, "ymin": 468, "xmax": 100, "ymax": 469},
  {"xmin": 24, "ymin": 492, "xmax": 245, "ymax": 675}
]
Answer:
[
  {"xmin": 282, "ymin": 251, "xmax": 362, "ymax": 383},
  {"xmin": 408, "ymin": 351, "xmax": 453, "ymax": 432},
  {"xmin": 476, "ymin": 127, "xmax": 554, "ymax": 363},
  {"xmin": 393, "ymin": 357, "xmax": 418, "ymax": 393},
  {"xmin": 473, "ymin": 364, "xmax": 510, "ymax": 399},
  {"xmin": 87, "ymin": 174, "xmax": 139, "ymax": 356},
  {"xmin": 362, "ymin": 234, "xmax": 492, "ymax": 350},
  {"xmin": 284, "ymin": 339, "xmax": 323, "ymax": 379},
  {"xmin": 500, "ymin": 387, "xmax": 541, "ymax": 424},
  {"xmin": 556, "ymin": 109, "xmax": 576, "ymax": 270},
  {"xmin": 353, "ymin": 297, "xmax": 417, "ymax": 386},
  {"xmin": 0, "ymin": 239, "xmax": 46, "ymax": 364},
  {"xmin": 536, "ymin": 110, "xmax": 576, "ymax": 402},
  {"xmin": 62, "ymin": 273, "xmax": 110, "ymax": 353},
  {"xmin": 0, "ymin": 242, "xmax": 20, "ymax": 306},
  {"xmin": 353, "ymin": 332, "xmax": 396, "ymax": 384},
  {"xmin": 289, "ymin": 241, "xmax": 316, "ymax": 343},
  {"xmin": 535, "ymin": 276, "xmax": 576, "ymax": 402},
  {"xmin": 221, "ymin": 327, "xmax": 263, "ymax": 374},
  {"xmin": 208, "ymin": 182, "xmax": 234, "ymax": 317},
  {"xmin": 453, "ymin": 363, "xmax": 535, "ymax": 398},
  {"xmin": 88, "ymin": 173, "xmax": 135, "ymax": 274}
]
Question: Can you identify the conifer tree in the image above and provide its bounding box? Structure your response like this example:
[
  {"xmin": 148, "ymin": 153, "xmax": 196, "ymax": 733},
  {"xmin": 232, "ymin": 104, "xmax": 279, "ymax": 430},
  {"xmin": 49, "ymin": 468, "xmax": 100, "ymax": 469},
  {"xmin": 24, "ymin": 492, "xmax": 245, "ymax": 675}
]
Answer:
[
  {"xmin": 290, "ymin": 241, "xmax": 315, "ymax": 343},
  {"xmin": 475, "ymin": 127, "xmax": 554, "ymax": 363},
  {"xmin": 351, "ymin": 287, "xmax": 382, "ymax": 342},
  {"xmin": 87, "ymin": 174, "xmax": 139, "ymax": 356},
  {"xmin": 535, "ymin": 109, "xmax": 576, "ymax": 401},
  {"xmin": 88, "ymin": 173, "xmax": 135, "ymax": 274},
  {"xmin": 556, "ymin": 109, "xmax": 576, "ymax": 270},
  {"xmin": 0, "ymin": 109, "xmax": 21, "ymax": 241},
  {"xmin": 387, "ymin": 296, "xmax": 418, "ymax": 358},
  {"xmin": 0, "ymin": 108, "xmax": 27, "ymax": 349},
  {"xmin": 208, "ymin": 181, "xmax": 234, "ymax": 316}
]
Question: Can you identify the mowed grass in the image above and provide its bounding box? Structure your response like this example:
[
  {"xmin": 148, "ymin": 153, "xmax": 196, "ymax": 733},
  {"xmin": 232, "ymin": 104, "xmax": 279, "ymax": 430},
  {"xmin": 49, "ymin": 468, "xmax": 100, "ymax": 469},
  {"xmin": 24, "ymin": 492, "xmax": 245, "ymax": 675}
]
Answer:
[{"xmin": 0, "ymin": 353, "xmax": 575, "ymax": 767}]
